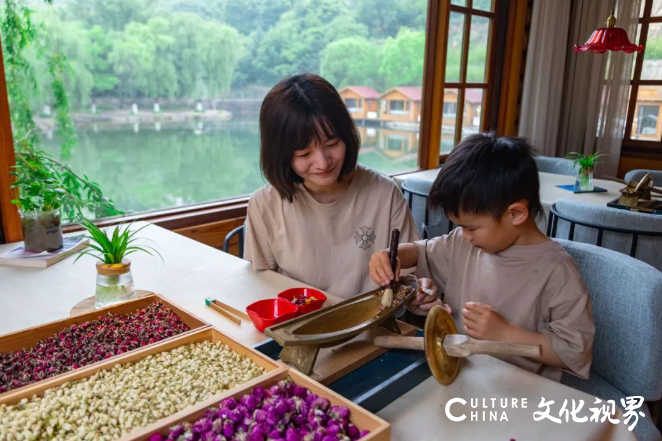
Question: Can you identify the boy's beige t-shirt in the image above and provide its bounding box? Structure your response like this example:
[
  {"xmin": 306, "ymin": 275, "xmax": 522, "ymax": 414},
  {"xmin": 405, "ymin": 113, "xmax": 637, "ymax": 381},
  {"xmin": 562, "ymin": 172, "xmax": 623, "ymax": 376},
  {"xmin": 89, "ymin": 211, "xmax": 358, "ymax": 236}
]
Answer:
[
  {"xmin": 414, "ymin": 228, "xmax": 595, "ymax": 380},
  {"xmin": 245, "ymin": 165, "xmax": 421, "ymax": 300}
]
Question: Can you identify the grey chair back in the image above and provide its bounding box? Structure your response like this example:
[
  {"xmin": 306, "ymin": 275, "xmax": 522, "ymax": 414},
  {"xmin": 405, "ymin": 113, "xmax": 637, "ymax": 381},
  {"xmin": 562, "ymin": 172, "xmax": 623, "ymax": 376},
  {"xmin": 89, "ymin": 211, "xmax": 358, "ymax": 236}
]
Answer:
[
  {"xmin": 558, "ymin": 240, "xmax": 662, "ymax": 441},
  {"xmin": 535, "ymin": 156, "xmax": 577, "ymax": 176},
  {"xmin": 402, "ymin": 176, "xmax": 453, "ymax": 239},
  {"xmin": 548, "ymin": 199, "xmax": 662, "ymax": 272},
  {"xmin": 222, "ymin": 225, "xmax": 245, "ymax": 258},
  {"xmin": 624, "ymin": 169, "xmax": 662, "ymax": 187}
]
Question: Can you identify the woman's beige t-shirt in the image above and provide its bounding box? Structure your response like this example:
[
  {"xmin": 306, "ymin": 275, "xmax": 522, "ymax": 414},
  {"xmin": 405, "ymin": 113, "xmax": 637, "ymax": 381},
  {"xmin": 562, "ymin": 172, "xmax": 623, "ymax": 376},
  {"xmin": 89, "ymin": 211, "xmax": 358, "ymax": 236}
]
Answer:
[
  {"xmin": 245, "ymin": 165, "xmax": 420, "ymax": 300},
  {"xmin": 415, "ymin": 228, "xmax": 595, "ymax": 380}
]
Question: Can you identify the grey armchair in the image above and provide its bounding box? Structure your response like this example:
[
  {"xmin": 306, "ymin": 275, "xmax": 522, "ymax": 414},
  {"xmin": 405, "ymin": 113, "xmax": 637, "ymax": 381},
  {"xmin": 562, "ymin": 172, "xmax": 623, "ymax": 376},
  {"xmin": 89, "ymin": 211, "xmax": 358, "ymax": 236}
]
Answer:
[
  {"xmin": 624, "ymin": 169, "xmax": 662, "ymax": 187},
  {"xmin": 222, "ymin": 225, "xmax": 245, "ymax": 258},
  {"xmin": 402, "ymin": 176, "xmax": 453, "ymax": 239},
  {"xmin": 548, "ymin": 199, "xmax": 662, "ymax": 272},
  {"xmin": 558, "ymin": 240, "xmax": 662, "ymax": 441}
]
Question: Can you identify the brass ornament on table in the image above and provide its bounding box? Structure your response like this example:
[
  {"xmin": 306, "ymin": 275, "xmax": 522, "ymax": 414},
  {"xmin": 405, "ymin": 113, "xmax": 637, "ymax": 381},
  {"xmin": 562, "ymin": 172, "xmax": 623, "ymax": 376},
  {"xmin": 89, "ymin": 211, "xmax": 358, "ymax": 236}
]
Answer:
[
  {"xmin": 605, "ymin": 173, "xmax": 662, "ymax": 210},
  {"xmin": 265, "ymin": 275, "xmax": 418, "ymax": 375}
]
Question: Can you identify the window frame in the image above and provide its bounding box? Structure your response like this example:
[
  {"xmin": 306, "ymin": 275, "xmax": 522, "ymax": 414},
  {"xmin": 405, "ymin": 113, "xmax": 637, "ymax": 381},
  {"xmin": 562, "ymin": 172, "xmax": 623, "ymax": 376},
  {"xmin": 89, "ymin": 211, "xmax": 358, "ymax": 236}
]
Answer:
[
  {"xmin": 418, "ymin": 0, "xmax": 514, "ymax": 167},
  {"xmin": 444, "ymin": 2, "xmax": 496, "ymax": 156},
  {"xmin": 622, "ymin": 0, "xmax": 662, "ymax": 151}
]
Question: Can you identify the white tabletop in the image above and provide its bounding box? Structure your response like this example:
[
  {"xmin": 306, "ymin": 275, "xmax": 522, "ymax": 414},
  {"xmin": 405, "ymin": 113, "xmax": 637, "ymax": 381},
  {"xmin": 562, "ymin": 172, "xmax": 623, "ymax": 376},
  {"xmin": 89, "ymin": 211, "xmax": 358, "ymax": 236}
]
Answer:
[
  {"xmin": 379, "ymin": 355, "xmax": 637, "ymax": 441},
  {"xmin": 394, "ymin": 169, "xmax": 624, "ymax": 230},
  {"xmin": 0, "ymin": 223, "xmax": 340, "ymax": 346},
  {"xmin": 0, "ymin": 223, "xmax": 640, "ymax": 441}
]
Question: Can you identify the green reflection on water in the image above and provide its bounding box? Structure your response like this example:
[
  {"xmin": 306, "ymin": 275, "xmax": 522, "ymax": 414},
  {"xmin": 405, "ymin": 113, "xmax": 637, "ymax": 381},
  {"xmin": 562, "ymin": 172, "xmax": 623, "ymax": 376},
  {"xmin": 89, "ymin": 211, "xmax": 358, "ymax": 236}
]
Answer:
[{"xmin": 41, "ymin": 120, "xmax": 418, "ymax": 215}]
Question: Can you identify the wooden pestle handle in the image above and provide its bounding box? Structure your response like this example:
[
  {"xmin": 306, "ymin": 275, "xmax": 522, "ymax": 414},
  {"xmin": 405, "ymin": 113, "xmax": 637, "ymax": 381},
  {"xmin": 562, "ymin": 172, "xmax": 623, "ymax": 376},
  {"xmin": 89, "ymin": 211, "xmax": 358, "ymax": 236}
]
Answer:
[
  {"xmin": 374, "ymin": 334, "xmax": 541, "ymax": 359},
  {"xmin": 443, "ymin": 334, "xmax": 541, "ymax": 358},
  {"xmin": 374, "ymin": 335, "xmax": 425, "ymax": 351},
  {"xmin": 388, "ymin": 229, "xmax": 400, "ymax": 283}
]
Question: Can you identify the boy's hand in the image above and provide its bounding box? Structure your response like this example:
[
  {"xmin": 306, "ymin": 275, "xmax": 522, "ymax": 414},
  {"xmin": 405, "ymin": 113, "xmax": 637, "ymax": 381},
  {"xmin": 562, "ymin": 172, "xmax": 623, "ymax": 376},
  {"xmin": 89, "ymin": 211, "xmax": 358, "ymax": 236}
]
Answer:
[
  {"xmin": 369, "ymin": 250, "xmax": 400, "ymax": 286},
  {"xmin": 408, "ymin": 278, "xmax": 452, "ymax": 314},
  {"xmin": 409, "ymin": 278, "xmax": 453, "ymax": 314},
  {"xmin": 462, "ymin": 302, "xmax": 513, "ymax": 341}
]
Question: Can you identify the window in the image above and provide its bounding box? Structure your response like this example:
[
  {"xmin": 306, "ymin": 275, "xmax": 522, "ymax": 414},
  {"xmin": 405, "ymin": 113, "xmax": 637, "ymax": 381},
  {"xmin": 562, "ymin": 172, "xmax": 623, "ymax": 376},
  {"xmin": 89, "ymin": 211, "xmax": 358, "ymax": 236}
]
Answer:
[
  {"xmin": 344, "ymin": 98, "xmax": 359, "ymax": 110},
  {"xmin": 443, "ymin": 101, "xmax": 457, "ymax": 117},
  {"xmin": 439, "ymin": 0, "xmax": 498, "ymax": 155},
  {"xmin": 636, "ymin": 104, "xmax": 659, "ymax": 135},
  {"xmin": 1, "ymin": 0, "xmax": 428, "ymax": 224},
  {"xmin": 624, "ymin": 0, "xmax": 662, "ymax": 148},
  {"xmin": 389, "ymin": 99, "xmax": 408, "ymax": 114}
]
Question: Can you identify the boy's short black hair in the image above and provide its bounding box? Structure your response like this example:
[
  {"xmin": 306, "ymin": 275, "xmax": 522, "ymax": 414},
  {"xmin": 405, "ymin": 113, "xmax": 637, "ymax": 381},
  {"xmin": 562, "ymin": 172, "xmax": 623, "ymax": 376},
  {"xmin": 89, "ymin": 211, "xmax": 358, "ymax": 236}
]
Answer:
[
  {"xmin": 429, "ymin": 132, "xmax": 543, "ymax": 220},
  {"xmin": 259, "ymin": 73, "xmax": 360, "ymax": 202}
]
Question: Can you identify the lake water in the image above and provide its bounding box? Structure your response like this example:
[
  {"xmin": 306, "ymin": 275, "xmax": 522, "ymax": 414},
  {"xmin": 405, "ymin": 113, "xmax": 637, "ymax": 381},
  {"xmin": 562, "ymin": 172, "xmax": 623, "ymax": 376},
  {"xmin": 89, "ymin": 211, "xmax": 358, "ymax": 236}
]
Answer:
[{"xmin": 41, "ymin": 119, "xmax": 419, "ymax": 215}]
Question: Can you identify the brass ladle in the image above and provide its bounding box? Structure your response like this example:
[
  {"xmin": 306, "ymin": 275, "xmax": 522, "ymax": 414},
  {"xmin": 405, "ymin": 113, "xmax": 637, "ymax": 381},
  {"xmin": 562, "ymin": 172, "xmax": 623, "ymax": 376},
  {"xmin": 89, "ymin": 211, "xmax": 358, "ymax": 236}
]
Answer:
[{"xmin": 374, "ymin": 305, "xmax": 542, "ymax": 385}]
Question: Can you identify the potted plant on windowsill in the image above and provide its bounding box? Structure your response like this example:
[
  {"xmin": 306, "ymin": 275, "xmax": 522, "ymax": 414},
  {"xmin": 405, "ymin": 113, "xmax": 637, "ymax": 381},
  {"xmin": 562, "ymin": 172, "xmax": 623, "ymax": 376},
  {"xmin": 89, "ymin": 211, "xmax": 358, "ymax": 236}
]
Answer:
[
  {"xmin": 10, "ymin": 134, "xmax": 122, "ymax": 253},
  {"xmin": 75, "ymin": 218, "xmax": 162, "ymax": 308},
  {"xmin": 565, "ymin": 151, "xmax": 607, "ymax": 192}
]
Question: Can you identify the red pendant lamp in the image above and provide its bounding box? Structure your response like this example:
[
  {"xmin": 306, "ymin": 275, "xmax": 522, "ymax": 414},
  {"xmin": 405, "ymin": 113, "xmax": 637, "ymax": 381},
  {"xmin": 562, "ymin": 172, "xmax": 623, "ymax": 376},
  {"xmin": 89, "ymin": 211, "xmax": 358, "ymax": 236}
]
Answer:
[{"xmin": 574, "ymin": 0, "xmax": 644, "ymax": 54}]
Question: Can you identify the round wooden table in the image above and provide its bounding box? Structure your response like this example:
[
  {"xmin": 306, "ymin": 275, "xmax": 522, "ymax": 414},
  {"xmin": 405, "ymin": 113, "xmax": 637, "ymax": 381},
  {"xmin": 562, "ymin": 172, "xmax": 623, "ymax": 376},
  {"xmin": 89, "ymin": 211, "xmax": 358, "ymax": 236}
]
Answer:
[{"xmin": 69, "ymin": 290, "xmax": 153, "ymax": 316}]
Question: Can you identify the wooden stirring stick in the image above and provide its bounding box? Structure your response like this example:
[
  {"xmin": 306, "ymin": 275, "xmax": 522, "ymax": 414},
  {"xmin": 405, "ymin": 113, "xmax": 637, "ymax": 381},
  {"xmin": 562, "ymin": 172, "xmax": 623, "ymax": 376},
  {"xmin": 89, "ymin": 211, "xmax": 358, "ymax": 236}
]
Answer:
[
  {"xmin": 205, "ymin": 297, "xmax": 241, "ymax": 325},
  {"xmin": 381, "ymin": 229, "xmax": 400, "ymax": 308},
  {"xmin": 207, "ymin": 297, "xmax": 250, "ymax": 321}
]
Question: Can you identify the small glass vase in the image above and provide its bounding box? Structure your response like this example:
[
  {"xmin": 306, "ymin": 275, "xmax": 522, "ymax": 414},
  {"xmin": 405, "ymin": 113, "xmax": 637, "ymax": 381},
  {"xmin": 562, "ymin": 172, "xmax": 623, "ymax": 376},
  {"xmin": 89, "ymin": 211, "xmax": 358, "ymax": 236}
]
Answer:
[
  {"xmin": 574, "ymin": 169, "xmax": 594, "ymax": 192},
  {"xmin": 95, "ymin": 260, "xmax": 136, "ymax": 308},
  {"xmin": 19, "ymin": 209, "xmax": 63, "ymax": 253}
]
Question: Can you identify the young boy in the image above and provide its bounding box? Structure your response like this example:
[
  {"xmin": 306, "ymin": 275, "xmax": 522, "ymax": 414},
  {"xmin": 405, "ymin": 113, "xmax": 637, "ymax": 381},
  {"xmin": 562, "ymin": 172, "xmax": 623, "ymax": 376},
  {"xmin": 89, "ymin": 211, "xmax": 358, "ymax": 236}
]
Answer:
[{"xmin": 369, "ymin": 133, "xmax": 595, "ymax": 380}]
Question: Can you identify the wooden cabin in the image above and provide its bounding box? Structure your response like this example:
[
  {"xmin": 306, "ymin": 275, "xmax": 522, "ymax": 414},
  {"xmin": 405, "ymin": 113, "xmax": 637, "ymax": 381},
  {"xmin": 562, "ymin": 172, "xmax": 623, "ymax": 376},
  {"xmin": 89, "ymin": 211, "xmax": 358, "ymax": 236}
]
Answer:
[
  {"xmin": 379, "ymin": 87, "xmax": 422, "ymax": 123},
  {"xmin": 631, "ymin": 85, "xmax": 662, "ymax": 141},
  {"xmin": 339, "ymin": 86, "xmax": 380, "ymax": 120},
  {"xmin": 441, "ymin": 89, "xmax": 483, "ymax": 129}
]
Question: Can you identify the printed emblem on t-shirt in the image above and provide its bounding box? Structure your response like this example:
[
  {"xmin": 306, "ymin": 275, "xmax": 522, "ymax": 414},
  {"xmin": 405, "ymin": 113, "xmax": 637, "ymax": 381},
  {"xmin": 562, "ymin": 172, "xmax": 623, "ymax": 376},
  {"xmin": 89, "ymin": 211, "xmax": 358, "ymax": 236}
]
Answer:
[{"xmin": 354, "ymin": 226, "xmax": 376, "ymax": 250}]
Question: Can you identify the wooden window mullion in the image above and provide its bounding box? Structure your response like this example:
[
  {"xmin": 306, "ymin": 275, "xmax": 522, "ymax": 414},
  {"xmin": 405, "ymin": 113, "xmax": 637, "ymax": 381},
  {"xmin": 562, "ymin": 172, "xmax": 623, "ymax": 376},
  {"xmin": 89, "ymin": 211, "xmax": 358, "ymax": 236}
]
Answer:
[
  {"xmin": 481, "ymin": 6, "xmax": 497, "ymax": 132},
  {"xmin": 624, "ymin": 0, "xmax": 653, "ymax": 143},
  {"xmin": 420, "ymin": 0, "xmax": 448, "ymax": 169},
  {"xmin": 0, "ymin": 36, "xmax": 21, "ymax": 244}
]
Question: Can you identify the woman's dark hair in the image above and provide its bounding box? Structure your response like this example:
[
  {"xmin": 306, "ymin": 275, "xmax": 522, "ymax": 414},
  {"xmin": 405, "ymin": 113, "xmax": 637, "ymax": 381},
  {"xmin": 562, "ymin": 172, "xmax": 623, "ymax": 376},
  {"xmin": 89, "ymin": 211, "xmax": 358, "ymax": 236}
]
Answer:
[
  {"xmin": 429, "ymin": 132, "xmax": 543, "ymax": 220},
  {"xmin": 259, "ymin": 73, "xmax": 360, "ymax": 201}
]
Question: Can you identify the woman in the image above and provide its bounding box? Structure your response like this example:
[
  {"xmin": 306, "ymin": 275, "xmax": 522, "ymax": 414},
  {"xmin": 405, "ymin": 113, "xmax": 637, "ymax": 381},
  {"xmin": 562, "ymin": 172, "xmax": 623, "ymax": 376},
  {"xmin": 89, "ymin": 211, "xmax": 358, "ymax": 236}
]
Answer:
[{"xmin": 245, "ymin": 73, "xmax": 420, "ymax": 300}]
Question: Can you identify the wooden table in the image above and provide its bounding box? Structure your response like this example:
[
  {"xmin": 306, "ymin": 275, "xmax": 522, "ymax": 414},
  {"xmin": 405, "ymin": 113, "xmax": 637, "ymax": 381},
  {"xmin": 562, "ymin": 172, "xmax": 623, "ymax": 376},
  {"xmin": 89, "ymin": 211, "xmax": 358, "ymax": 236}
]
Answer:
[
  {"xmin": 394, "ymin": 170, "xmax": 624, "ymax": 231},
  {"xmin": 0, "ymin": 223, "xmax": 638, "ymax": 440}
]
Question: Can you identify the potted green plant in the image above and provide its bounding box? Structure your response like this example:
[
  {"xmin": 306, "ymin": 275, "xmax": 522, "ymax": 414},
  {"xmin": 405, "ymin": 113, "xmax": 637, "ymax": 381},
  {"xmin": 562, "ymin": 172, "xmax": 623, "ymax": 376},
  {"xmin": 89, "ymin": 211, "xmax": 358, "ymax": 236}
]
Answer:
[
  {"xmin": 11, "ymin": 139, "xmax": 65, "ymax": 253},
  {"xmin": 75, "ymin": 218, "xmax": 162, "ymax": 308},
  {"xmin": 565, "ymin": 151, "xmax": 607, "ymax": 191},
  {"xmin": 11, "ymin": 139, "xmax": 121, "ymax": 253}
]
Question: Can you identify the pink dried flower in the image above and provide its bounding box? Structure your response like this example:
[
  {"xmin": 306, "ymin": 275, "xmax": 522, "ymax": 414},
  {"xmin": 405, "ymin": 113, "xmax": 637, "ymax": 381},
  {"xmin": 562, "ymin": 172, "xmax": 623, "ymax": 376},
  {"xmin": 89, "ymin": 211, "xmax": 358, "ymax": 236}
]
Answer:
[{"xmin": 0, "ymin": 302, "xmax": 190, "ymax": 392}]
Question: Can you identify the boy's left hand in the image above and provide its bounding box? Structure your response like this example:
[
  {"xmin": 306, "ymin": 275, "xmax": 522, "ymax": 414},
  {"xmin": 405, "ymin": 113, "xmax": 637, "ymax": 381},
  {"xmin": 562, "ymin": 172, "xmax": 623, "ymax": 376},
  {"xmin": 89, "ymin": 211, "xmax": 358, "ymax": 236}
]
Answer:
[{"xmin": 462, "ymin": 302, "xmax": 513, "ymax": 341}]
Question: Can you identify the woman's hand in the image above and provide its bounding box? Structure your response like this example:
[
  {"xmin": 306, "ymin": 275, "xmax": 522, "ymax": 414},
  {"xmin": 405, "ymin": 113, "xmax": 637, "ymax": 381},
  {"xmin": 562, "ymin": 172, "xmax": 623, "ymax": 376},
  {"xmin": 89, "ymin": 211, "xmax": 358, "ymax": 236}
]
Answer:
[
  {"xmin": 369, "ymin": 250, "xmax": 400, "ymax": 287},
  {"xmin": 407, "ymin": 278, "xmax": 452, "ymax": 315}
]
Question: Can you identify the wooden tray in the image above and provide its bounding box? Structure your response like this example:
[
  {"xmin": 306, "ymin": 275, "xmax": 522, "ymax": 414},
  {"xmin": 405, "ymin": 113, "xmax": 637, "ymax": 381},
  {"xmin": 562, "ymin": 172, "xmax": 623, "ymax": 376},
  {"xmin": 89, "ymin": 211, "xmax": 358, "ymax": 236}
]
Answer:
[
  {"xmin": 0, "ymin": 327, "xmax": 283, "ymax": 406},
  {"xmin": 121, "ymin": 368, "xmax": 390, "ymax": 441},
  {"xmin": 0, "ymin": 294, "xmax": 210, "ymax": 398}
]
